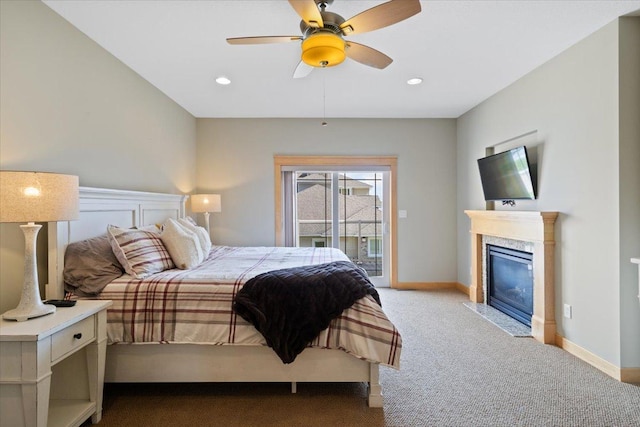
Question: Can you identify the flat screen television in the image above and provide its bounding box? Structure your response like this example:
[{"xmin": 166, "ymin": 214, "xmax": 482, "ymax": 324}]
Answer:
[{"xmin": 477, "ymin": 146, "xmax": 536, "ymax": 201}]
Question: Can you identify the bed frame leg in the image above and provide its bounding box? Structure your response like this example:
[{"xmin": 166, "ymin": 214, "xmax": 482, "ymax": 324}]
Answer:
[
  {"xmin": 367, "ymin": 363, "xmax": 383, "ymax": 407},
  {"xmin": 291, "ymin": 381, "xmax": 297, "ymax": 394}
]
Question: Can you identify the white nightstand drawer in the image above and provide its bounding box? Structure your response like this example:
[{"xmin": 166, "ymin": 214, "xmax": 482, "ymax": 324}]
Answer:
[{"xmin": 51, "ymin": 316, "xmax": 95, "ymax": 362}]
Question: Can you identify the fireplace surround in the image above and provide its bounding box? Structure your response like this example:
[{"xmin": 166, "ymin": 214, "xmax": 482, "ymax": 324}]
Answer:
[{"xmin": 465, "ymin": 210, "xmax": 558, "ymax": 343}]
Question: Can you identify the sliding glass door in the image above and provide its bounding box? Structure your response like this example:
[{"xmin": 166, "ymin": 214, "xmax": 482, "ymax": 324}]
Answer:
[{"xmin": 286, "ymin": 169, "xmax": 390, "ymax": 287}]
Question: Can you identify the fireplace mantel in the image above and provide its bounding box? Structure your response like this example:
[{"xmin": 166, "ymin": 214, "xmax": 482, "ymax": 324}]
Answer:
[{"xmin": 465, "ymin": 210, "xmax": 558, "ymax": 344}]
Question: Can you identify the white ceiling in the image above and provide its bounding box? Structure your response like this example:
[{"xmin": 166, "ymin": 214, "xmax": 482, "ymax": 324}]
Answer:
[{"xmin": 42, "ymin": 0, "xmax": 640, "ymax": 119}]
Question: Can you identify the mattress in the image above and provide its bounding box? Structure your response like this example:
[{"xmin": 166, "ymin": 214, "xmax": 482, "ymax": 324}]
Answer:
[{"xmin": 88, "ymin": 245, "xmax": 401, "ymax": 368}]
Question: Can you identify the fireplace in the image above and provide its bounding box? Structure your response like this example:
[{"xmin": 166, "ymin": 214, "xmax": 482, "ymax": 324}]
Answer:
[
  {"xmin": 487, "ymin": 245, "xmax": 533, "ymax": 326},
  {"xmin": 465, "ymin": 210, "xmax": 558, "ymax": 344}
]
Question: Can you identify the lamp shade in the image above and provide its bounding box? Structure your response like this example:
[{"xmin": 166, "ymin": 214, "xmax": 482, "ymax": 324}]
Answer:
[
  {"xmin": 191, "ymin": 194, "xmax": 221, "ymax": 213},
  {"xmin": 0, "ymin": 171, "xmax": 79, "ymax": 222}
]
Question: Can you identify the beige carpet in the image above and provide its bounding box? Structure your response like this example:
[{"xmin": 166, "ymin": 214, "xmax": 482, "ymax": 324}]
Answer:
[{"xmin": 88, "ymin": 289, "xmax": 640, "ymax": 426}]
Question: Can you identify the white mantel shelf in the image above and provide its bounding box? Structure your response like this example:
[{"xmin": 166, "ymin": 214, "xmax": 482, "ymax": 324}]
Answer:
[
  {"xmin": 465, "ymin": 210, "xmax": 558, "ymax": 243},
  {"xmin": 465, "ymin": 210, "xmax": 559, "ymax": 344}
]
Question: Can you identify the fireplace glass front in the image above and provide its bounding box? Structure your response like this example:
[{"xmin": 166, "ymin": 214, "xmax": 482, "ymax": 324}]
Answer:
[{"xmin": 487, "ymin": 245, "xmax": 533, "ymax": 326}]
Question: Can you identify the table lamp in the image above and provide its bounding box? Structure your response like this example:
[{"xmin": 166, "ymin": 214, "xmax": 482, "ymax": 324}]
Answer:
[
  {"xmin": 190, "ymin": 194, "xmax": 221, "ymax": 234},
  {"xmin": 0, "ymin": 171, "xmax": 79, "ymax": 321}
]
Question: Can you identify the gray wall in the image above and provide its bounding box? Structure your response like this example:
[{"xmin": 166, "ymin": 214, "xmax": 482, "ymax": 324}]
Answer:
[
  {"xmin": 456, "ymin": 18, "xmax": 640, "ymax": 368},
  {"xmin": 196, "ymin": 118, "xmax": 457, "ymax": 283},
  {"xmin": 0, "ymin": 1, "xmax": 197, "ymax": 312},
  {"xmin": 618, "ymin": 17, "xmax": 640, "ymax": 368}
]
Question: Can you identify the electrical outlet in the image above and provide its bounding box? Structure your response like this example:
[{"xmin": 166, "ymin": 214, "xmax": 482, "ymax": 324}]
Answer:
[{"xmin": 563, "ymin": 304, "xmax": 572, "ymax": 319}]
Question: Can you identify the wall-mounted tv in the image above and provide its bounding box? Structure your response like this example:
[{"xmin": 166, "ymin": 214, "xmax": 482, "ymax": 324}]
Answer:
[{"xmin": 477, "ymin": 146, "xmax": 536, "ymax": 202}]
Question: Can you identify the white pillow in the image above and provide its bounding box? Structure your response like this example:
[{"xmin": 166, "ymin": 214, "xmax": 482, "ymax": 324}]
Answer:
[
  {"xmin": 178, "ymin": 218, "xmax": 212, "ymax": 256},
  {"xmin": 160, "ymin": 218, "xmax": 204, "ymax": 269},
  {"xmin": 184, "ymin": 216, "xmax": 198, "ymax": 226},
  {"xmin": 107, "ymin": 225, "xmax": 174, "ymax": 279}
]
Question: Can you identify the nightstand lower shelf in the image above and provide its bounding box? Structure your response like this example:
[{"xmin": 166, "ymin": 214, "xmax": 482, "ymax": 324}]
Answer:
[{"xmin": 49, "ymin": 400, "xmax": 96, "ymax": 427}]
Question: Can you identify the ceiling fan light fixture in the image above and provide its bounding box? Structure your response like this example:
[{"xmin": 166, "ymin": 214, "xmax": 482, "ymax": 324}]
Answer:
[{"xmin": 301, "ymin": 33, "xmax": 346, "ymax": 68}]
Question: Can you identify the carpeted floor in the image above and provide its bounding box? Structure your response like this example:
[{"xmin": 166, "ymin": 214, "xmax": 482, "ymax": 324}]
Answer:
[{"xmin": 89, "ymin": 289, "xmax": 640, "ymax": 426}]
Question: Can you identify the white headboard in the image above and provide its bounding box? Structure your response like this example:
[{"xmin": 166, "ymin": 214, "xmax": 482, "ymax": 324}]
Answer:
[{"xmin": 47, "ymin": 187, "xmax": 188, "ymax": 299}]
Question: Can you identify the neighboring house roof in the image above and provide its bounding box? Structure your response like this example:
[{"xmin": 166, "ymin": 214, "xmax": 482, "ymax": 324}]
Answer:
[
  {"xmin": 296, "ymin": 184, "xmax": 383, "ymax": 237},
  {"xmin": 297, "ymin": 173, "xmax": 373, "ymax": 190}
]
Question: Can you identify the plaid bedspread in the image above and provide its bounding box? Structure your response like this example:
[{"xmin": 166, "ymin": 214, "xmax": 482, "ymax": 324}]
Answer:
[{"xmin": 90, "ymin": 246, "xmax": 401, "ymax": 368}]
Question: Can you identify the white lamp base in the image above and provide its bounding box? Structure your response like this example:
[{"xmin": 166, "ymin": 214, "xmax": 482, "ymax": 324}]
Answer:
[
  {"xmin": 2, "ymin": 303, "xmax": 56, "ymax": 322},
  {"xmin": 203, "ymin": 211, "xmax": 211, "ymax": 235},
  {"xmin": 2, "ymin": 224, "xmax": 56, "ymax": 322}
]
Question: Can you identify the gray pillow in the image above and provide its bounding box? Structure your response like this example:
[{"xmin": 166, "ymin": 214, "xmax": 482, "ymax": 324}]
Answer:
[{"xmin": 64, "ymin": 233, "xmax": 124, "ymax": 296}]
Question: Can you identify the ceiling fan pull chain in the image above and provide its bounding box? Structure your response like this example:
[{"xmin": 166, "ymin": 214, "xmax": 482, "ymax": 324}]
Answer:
[{"xmin": 322, "ymin": 73, "xmax": 328, "ymax": 127}]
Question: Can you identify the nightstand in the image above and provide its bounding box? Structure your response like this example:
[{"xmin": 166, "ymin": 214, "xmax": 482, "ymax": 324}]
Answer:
[{"xmin": 0, "ymin": 300, "xmax": 112, "ymax": 427}]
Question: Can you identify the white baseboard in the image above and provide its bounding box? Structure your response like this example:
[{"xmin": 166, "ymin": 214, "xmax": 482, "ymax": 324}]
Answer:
[{"xmin": 556, "ymin": 334, "xmax": 640, "ymax": 384}]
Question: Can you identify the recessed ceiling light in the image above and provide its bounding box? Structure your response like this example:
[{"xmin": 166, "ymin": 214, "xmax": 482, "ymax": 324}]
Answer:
[
  {"xmin": 215, "ymin": 76, "xmax": 231, "ymax": 85},
  {"xmin": 407, "ymin": 77, "xmax": 423, "ymax": 85}
]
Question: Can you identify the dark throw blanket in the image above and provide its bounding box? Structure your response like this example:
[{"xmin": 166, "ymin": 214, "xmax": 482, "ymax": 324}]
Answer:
[{"xmin": 233, "ymin": 260, "xmax": 381, "ymax": 364}]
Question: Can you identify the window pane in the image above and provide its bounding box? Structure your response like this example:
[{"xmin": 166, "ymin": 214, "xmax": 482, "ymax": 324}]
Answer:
[
  {"xmin": 295, "ymin": 172, "xmax": 332, "ymax": 249},
  {"xmin": 338, "ymin": 172, "xmax": 383, "ymax": 277},
  {"xmin": 293, "ymin": 171, "xmax": 384, "ymax": 279}
]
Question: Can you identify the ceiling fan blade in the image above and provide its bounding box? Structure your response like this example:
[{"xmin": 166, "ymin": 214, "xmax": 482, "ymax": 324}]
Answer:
[
  {"xmin": 227, "ymin": 36, "xmax": 302, "ymax": 45},
  {"xmin": 293, "ymin": 61, "xmax": 314, "ymax": 79},
  {"xmin": 340, "ymin": 0, "xmax": 421, "ymax": 35},
  {"xmin": 345, "ymin": 42, "xmax": 393, "ymax": 69},
  {"xmin": 288, "ymin": 0, "xmax": 323, "ymax": 28}
]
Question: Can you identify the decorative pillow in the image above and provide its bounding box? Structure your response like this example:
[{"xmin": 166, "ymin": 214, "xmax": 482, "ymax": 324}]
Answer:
[
  {"xmin": 107, "ymin": 225, "xmax": 174, "ymax": 279},
  {"xmin": 160, "ymin": 218, "xmax": 204, "ymax": 269},
  {"xmin": 178, "ymin": 218, "xmax": 212, "ymax": 256},
  {"xmin": 184, "ymin": 216, "xmax": 198, "ymax": 226},
  {"xmin": 63, "ymin": 233, "xmax": 124, "ymax": 296}
]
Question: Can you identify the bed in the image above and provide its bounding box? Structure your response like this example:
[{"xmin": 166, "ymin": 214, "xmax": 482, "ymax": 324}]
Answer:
[{"xmin": 46, "ymin": 187, "xmax": 401, "ymax": 407}]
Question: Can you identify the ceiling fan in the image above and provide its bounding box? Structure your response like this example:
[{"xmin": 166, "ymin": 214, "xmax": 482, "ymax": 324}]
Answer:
[{"xmin": 226, "ymin": 0, "xmax": 421, "ymax": 78}]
